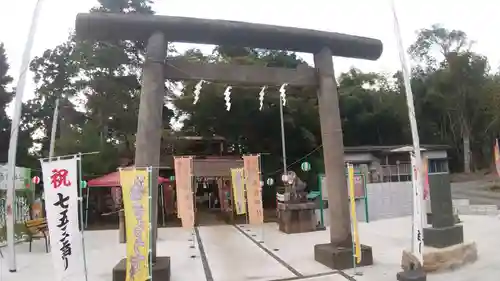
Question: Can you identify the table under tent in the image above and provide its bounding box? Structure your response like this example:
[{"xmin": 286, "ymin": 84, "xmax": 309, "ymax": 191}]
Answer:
[{"xmin": 84, "ymin": 169, "xmax": 173, "ymax": 229}]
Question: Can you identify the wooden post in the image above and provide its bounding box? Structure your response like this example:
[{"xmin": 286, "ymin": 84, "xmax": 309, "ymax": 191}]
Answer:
[{"xmin": 118, "ymin": 210, "xmax": 125, "ymax": 243}]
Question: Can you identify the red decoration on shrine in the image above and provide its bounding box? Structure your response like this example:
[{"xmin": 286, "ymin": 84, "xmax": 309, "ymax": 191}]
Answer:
[
  {"xmin": 51, "ymin": 169, "xmax": 71, "ymax": 189},
  {"xmin": 32, "ymin": 176, "xmax": 40, "ymax": 184}
]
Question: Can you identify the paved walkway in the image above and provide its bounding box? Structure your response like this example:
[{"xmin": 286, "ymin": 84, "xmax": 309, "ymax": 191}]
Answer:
[
  {"xmin": 452, "ymin": 179, "xmax": 500, "ymax": 206},
  {"xmin": 1, "ymin": 215, "xmax": 499, "ymax": 281}
]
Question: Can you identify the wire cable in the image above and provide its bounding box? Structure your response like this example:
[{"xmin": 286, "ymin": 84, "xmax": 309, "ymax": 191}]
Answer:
[{"xmin": 263, "ymin": 144, "xmax": 323, "ymax": 177}]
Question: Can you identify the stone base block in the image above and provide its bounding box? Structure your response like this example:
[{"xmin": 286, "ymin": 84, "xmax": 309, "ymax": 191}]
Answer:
[
  {"xmin": 423, "ymin": 242, "xmax": 477, "ymax": 272},
  {"xmin": 112, "ymin": 256, "xmax": 171, "ymax": 281},
  {"xmin": 278, "ymin": 203, "xmax": 317, "ymax": 234},
  {"xmin": 423, "ymin": 225, "xmax": 463, "ymax": 248},
  {"xmin": 314, "ymin": 243, "xmax": 373, "ymax": 270},
  {"xmin": 426, "ymin": 213, "xmax": 461, "ymax": 225},
  {"xmin": 396, "ymin": 269, "xmax": 427, "ymax": 281}
]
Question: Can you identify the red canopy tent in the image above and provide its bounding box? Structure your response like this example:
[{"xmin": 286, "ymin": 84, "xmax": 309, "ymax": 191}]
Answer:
[
  {"xmin": 84, "ymin": 170, "xmax": 173, "ymax": 228},
  {"xmin": 87, "ymin": 171, "xmax": 171, "ymax": 187}
]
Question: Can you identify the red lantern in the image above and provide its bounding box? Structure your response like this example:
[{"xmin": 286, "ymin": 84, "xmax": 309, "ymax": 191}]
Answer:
[{"xmin": 32, "ymin": 176, "xmax": 40, "ymax": 184}]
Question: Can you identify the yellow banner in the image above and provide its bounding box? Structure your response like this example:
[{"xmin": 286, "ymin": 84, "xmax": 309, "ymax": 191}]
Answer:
[
  {"xmin": 231, "ymin": 168, "xmax": 247, "ymax": 215},
  {"xmin": 120, "ymin": 169, "xmax": 150, "ymax": 281},
  {"xmin": 243, "ymin": 155, "xmax": 263, "ymax": 225},
  {"xmin": 348, "ymin": 164, "xmax": 361, "ymax": 264}
]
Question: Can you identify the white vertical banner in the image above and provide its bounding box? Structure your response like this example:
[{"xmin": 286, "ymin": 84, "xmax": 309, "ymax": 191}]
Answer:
[
  {"xmin": 410, "ymin": 152, "xmax": 424, "ymax": 264},
  {"xmin": 41, "ymin": 157, "xmax": 85, "ymax": 281}
]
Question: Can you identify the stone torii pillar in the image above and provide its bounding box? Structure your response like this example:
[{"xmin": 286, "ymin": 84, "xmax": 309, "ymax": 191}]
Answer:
[{"xmin": 75, "ymin": 12, "xmax": 383, "ymax": 274}]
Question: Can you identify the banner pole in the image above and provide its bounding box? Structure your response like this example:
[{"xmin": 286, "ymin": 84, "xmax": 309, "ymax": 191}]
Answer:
[
  {"xmin": 191, "ymin": 160, "xmax": 196, "ymax": 252},
  {"xmin": 85, "ymin": 188, "xmax": 90, "ymax": 228},
  {"xmin": 363, "ymin": 174, "xmax": 369, "ymax": 223},
  {"xmin": 77, "ymin": 153, "xmax": 89, "ymax": 281},
  {"xmin": 148, "ymin": 166, "xmax": 153, "ymax": 281},
  {"xmin": 244, "ymin": 169, "xmax": 249, "ymax": 225},
  {"xmin": 348, "ymin": 164, "xmax": 356, "ymax": 275},
  {"xmin": 348, "ymin": 164, "xmax": 363, "ymax": 276},
  {"xmin": 160, "ymin": 185, "xmax": 166, "ymax": 227},
  {"xmin": 258, "ymin": 154, "xmax": 264, "ymax": 243},
  {"xmin": 318, "ymin": 174, "xmax": 324, "ymax": 228}
]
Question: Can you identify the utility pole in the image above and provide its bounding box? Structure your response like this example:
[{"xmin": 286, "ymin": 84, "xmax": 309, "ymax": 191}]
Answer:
[{"xmin": 6, "ymin": 0, "xmax": 45, "ymax": 272}]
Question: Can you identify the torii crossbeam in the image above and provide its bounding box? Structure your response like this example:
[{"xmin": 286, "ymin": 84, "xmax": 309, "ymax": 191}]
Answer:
[{"xmin": 76, "ymin": 12, "xmax": 383, "ymax": 280}]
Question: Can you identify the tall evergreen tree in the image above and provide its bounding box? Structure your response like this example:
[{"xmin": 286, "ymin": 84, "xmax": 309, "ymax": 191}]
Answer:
[{"xmin": 0, "ymin": 43, "xmax": 14, "ymax": 162}]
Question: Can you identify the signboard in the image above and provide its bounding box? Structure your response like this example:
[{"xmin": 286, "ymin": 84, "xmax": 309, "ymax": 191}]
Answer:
[
  {"xmin": 352, "ymin": 174, "xmax": 365, "ymax": 198},
  {"xmin": 243, "ymin": 155, "xmax": 263, "ymax": 225},
  {"xmin": 174, "ymin": 157, "xmax": 195, "ymax": 228},
  {"xmin": 231, "ymin": 168, "xmax": 246, "ymax": 215},
  {"xmin": 119, "ymin": 168, "xmax": 151, "ymax": 281},
  {"xmin": 319, "ymin": 173, "xmax": 366, "ymax": 199},
  {"xmin": 41, "ymin": 157, "xmax": 85, "ymax": 281},
  {"xmin": 0, "ymin": 165, "xmax": 31, "ymax": 190}
]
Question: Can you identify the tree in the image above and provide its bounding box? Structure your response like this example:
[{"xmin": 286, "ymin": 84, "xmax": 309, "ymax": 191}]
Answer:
[
  {"xmin": 338, "ymin": 69, "xmax": 410, "ymax": 146},
  {"xmin": 25, "ymin": 0, "xmax": 173, "ymax": 177},
  {"xmin": 0, "ymin": 43, "xmax": 14, "ymax": 162},
  {"xmin": 409, "ymin": 25, "xmax": 489, "ymax": 173},
  {"xmin": 171, "ymin": 48, "xmax": 322, "ymax": 174},
  {"xmin": 21, "ymin": 15, "xmax": 500, "ymax": 181}
]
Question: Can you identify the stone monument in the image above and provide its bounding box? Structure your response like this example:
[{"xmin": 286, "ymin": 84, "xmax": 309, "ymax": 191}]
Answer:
[
  {"xmin": 277, "ymin": 171, "xmax": 317, "ymax": 234},
  {"xmin": 399, "ymin": 172, "xmax": 477, "ymax": 280},
  {"xmin": 75, "ymin": 11, "xmax": 383, "ymax": 275},
  {"xmin": 421, "ymin": 173, "xmax": 477, "ymax": 272}
]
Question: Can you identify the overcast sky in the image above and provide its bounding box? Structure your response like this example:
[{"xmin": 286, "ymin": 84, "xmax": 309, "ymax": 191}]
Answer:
[{"xmin": 0, "ymin": 0, "xmax": 499, "ymax": 112}]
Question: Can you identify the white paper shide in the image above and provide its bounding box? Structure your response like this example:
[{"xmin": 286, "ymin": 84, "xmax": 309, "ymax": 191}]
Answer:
[{"xmin": 41, "ymin": 157, "xmax": 84, "ymax": 281}]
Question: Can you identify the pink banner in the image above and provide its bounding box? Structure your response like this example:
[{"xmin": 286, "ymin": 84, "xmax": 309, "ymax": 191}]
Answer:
[
  {"xmin": 422, "ymin": 157, "xmax": 429, "ymax": 200},
  {"xmin": 243, "ymin": 155, "xmax": 263, "ymax": 225},
  {"xmin": 174, "ymin": 157, "xmax": 195, "ymax": 228}
]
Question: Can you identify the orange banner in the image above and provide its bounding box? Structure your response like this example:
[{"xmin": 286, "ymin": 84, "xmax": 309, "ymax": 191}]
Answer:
[
  {"xmin": 243, "ymin": 155, "xmax": 263, "ymax": 225},
  {"xmin": 495, "ymin": 139, "xmax": 500, "ymax": 177},
  {"xmin": 174, "ymin": 157, "xmax": 195, "ymax": 228}
]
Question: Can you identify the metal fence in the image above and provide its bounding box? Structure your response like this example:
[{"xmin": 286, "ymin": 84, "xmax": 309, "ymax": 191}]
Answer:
[{"xmin": 369, "ymin": 163, "xmax": 412, "ymax": 183}]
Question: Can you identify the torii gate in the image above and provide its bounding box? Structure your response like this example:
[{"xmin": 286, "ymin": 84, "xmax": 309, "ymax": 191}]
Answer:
[{"xmin": 76, "ymin": 12, "xmax": 382, "ymax": 279}]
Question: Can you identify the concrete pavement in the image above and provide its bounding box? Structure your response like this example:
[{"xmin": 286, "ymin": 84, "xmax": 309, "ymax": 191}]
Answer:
[{"xmin": 1, "ymin": 215, "xmax": 499, "ymax": 281}]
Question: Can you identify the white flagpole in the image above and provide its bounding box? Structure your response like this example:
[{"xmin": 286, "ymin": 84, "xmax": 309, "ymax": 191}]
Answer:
[
  {"xmin": 390, "ymin": 0, "xmax": 425, "ymax": 263},
  {"xmin": 6, "ymin": 0, "xmax": 45, "ymax": 272},
  {"xmin": 49, "ymin": 98, "xmax": 60, "ymax": 159}
]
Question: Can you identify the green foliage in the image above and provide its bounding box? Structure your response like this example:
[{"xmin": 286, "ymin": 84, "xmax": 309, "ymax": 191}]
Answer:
[{"xmin": 0, "ymin": 43, "xmax": 14, "ymax": 162}]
